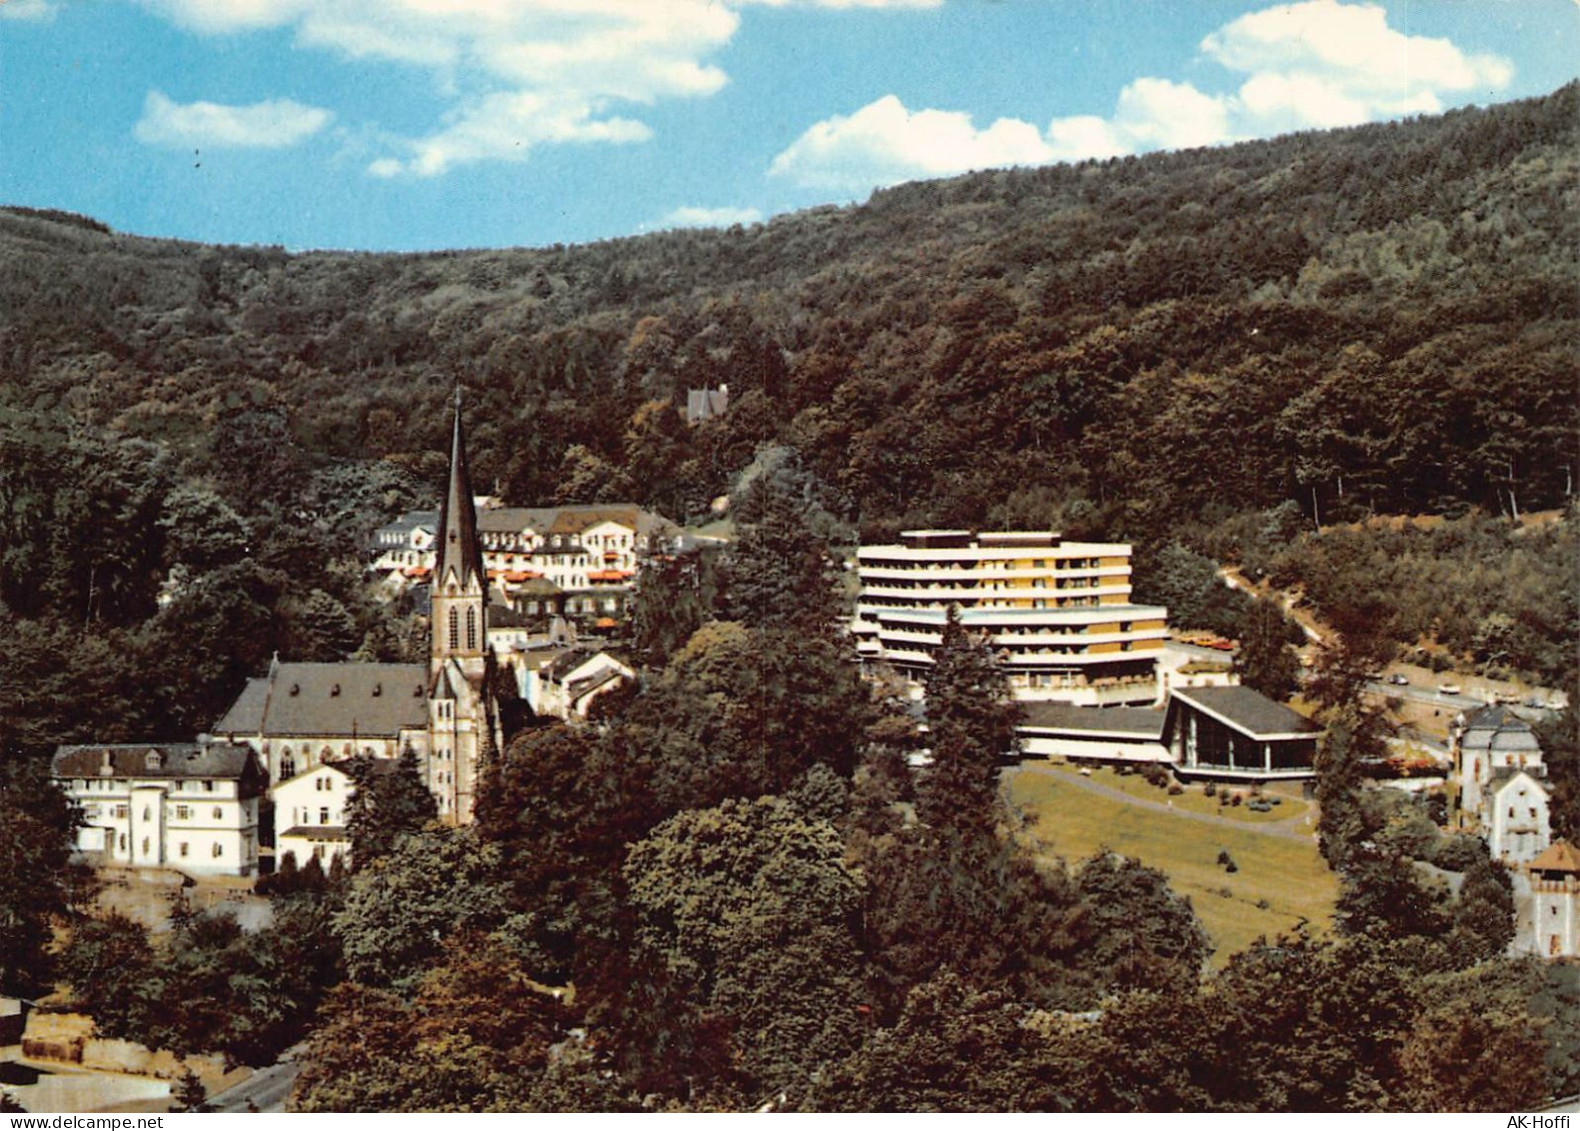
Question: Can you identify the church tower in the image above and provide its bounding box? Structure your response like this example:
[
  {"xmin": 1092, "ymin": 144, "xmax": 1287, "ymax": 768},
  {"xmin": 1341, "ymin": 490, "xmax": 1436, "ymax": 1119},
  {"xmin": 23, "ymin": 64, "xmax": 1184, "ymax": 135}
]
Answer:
[
  {"xmin": 428, "ymin": 389, "xmax": 495, "ymax": 822},
  {"xmin": 432, "ymin": 388, "xmax": 487, "ymax": 681}
]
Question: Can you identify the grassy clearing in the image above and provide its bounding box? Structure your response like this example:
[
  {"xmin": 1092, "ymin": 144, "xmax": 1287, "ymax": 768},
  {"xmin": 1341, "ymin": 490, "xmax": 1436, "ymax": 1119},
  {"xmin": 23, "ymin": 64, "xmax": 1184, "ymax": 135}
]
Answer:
[
  {"xmin": 1008, "ymin": 766, "xmax": 1340, "ymax": 967},
  {"xmin": 1060, "ymin": 763, "xmax": 1314, "ymax": 825}
]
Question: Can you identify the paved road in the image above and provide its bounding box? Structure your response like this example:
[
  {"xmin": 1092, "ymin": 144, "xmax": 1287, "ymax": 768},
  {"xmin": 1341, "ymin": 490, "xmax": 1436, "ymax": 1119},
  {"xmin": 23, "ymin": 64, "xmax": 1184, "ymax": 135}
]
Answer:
[
  {"xmin": 1008, "ymin": 763, "xmax": 1319, "ymax": 844},
  {"xmin": 208, "ymin": 1059, "xmax": 300, "ymax": 1113}
]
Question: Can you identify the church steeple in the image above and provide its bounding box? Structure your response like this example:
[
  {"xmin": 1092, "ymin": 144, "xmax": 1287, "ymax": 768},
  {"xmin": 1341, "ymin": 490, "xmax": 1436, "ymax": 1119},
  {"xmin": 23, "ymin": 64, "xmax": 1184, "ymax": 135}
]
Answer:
[
  {"xmin": 427, "ymin": 387, "xmax": 497, "ymax": 827},
  {"xmin": 435, "ymin": 386, "xmax": 484, "ymax": 595}
]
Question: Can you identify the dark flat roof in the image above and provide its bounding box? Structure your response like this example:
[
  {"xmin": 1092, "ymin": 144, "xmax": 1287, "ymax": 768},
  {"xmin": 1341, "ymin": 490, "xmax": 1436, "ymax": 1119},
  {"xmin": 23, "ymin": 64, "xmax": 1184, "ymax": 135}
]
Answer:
[{"xmin": 1017, "ymin": 703, "xmax": 1166, "ymax": 740}]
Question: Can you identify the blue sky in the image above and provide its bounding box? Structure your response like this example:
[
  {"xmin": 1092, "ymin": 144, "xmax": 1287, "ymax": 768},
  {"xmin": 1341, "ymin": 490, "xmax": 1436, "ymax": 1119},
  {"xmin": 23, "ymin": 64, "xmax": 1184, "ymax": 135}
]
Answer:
[{"xmin": 1, "ymin": 0, "xmax": 1574, "ymax": 252}]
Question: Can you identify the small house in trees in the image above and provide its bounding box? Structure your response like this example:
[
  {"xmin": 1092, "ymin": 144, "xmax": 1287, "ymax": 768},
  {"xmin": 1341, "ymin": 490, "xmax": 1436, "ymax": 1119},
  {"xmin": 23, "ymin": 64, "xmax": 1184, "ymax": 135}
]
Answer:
[
  {"xmin": 50, "ymin": 742, "xmax": 266, "ymax": 876},
  {"xmin": 1161, "ymin": 686, "xmax": 1319, "ymax": 781},
  {"xmin": 685, "ymin": 384, "xmax": 728, "ymax": 425},
  {"xmin": 272, "ymin": 760, "xmax": 397, "ymax": 873},
  {"xmin": 1452, "ymin": 704, "xmax": 1546, "ymax": 820},
  {"xmin": 520, "ymin": 649, "xmax": 635, "ymax": 721},
  {"xmin": 1485, "ymin": 769, "xmax": 1551, "ymax": 866},
  {"xmin": 1523, "ymin": 840, "xmax": 1580, "ymax": 959}
]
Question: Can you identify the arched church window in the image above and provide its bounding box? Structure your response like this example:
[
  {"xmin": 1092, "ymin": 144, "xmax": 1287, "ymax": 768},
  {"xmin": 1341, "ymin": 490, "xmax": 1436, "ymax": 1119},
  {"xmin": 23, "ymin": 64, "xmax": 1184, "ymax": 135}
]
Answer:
[
  {"xmin": 466, "ymin": 607, "xmax": 478, "ymax": 650},
  {"xmin": 448, "ymin": 607, "xmax": 460, "ymax": 650}
]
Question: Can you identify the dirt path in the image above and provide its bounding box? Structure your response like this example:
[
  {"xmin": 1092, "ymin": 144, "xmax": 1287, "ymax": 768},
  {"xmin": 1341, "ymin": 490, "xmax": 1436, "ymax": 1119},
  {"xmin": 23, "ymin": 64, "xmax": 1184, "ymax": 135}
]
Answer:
[{"xmin": 1006, "ymin": 762, "xmax": 1320, "ymax": 844}]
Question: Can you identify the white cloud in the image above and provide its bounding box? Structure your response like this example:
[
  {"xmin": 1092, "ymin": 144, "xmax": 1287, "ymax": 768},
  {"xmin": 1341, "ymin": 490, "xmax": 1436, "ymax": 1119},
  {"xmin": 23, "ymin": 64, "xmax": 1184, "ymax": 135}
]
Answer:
[
  {"xmin": 771, "ymin": 0, "xmax": 1514, "ymax": 192},
  {"xmin": 0, "ymin": 0, "xmax": 57, "ymax": 21},
  {"xmin": 661, "ymin": 205, "xmax": 763, "ymax": 229},
  {"xmin": 138, "ymin": 0, "xmax": 946, "ymax": 178},
  {"xmin": 769, "ymin": 95, "xmax": 1058, "ymax": 191},
  {"xmin": 134, "ymin": 91, "xmax": 333, "ymax": 149},
  {"xmin": 139, "ymin": 0, "xmax": 750, "ymax": 176},
  {"xmin": 1203, "ymin": 0, "xmax": 1512, "ymax": 132},
  {"xmin": 378, "ymin": 90, "xmax": 652, "ymax": 178}
]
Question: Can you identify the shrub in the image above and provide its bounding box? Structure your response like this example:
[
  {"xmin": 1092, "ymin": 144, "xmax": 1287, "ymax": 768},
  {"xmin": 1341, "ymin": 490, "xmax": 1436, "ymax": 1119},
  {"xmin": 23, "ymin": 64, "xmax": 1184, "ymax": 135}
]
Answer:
[
  {"xmin": 1231, "ymin": 793, "xmax": 1243, "ymax": 807},
  {"xmin": 1167, "ymin": 783, "xmax": 1184, "ymax": 796},
  {"xmin": 1204, "ymin": 781, "xmax": 1218, "ymax": 797}
]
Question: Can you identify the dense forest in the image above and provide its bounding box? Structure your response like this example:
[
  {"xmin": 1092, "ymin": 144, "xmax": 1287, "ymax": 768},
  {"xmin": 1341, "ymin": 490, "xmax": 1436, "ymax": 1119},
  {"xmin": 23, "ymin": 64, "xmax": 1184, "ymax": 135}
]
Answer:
[
  {"xmin": 1, "ymin": 84, "xmax": 1578, "ymax": 1113},
  {"xmin": 1, "ymin": 84, "xmax": 1576, "ymax": 749}
]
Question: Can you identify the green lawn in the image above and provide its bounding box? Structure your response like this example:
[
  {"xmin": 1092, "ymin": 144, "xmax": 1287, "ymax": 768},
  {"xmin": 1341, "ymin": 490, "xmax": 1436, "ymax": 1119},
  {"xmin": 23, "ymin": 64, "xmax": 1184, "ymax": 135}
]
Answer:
[
  {"xmin": 1007, "ymin": 765, "xmax": 1340, "ymax": 967},
  {"xmin": 1061, "ymin": 763, "xmax": 1314, "ymax": 824}
]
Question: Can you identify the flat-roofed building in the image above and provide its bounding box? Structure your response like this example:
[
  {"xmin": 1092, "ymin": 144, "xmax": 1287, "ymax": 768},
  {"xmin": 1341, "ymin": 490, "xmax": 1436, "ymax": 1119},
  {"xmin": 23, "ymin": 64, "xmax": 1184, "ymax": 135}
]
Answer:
[
  {"xmin": 853, "ymin": 529, "xmax": 1167, "ymax": 707},
  {"xmin": 1016, "ymin": 702, "xmax": 1169, "ymax": 765}
]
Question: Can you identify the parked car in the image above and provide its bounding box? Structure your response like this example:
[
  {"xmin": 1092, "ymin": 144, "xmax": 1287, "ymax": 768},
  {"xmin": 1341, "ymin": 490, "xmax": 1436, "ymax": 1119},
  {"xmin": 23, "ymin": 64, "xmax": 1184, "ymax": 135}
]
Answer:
[
  {"xmin": 1388, "ymin": 673, "xmax": 1410, "ymax": 686},
  {"xmin": 1438, "ymin": 682, "xmax": 1462, "ymax": 696}
]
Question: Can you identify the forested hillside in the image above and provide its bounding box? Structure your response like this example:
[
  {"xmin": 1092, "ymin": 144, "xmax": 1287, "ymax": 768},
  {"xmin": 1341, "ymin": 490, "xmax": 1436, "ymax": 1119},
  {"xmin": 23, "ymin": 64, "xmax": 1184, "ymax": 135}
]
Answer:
[
  {"xmin": 0, "ymin": 84, "xmax": 1576, "ymax": 744},
  {"xmin": 4, "ymin": 85, "xmax": 1580, "ymax": 1114}
]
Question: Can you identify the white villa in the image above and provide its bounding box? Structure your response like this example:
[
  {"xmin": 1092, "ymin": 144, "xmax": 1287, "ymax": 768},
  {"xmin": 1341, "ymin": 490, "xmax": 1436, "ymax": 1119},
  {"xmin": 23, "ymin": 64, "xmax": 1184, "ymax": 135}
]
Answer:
[
  {"xmin": 1452, "ymin": 705, "xmax": 1552, "ymax": 866},
  {"xmin": 51, "ymin": 742, "xmax": 266, "ymax": 877}
]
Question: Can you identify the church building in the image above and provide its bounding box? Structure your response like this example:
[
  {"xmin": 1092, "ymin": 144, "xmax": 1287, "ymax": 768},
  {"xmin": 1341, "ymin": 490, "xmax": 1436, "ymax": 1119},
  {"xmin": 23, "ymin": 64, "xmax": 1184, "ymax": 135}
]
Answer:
[{"xmin": 214, "ymin": 394, "xmax": 501, "ymax": 824}]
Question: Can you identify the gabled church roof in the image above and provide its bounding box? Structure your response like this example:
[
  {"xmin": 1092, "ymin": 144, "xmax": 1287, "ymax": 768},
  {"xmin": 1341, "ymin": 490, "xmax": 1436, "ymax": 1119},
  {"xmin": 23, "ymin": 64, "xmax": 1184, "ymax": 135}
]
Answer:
[
  {"xmin": 214, "ymin": 662, "xmax": 428, "ymax": 738},
  {"xmin": 435, "ymin": 389, "xmax": 485, "ymax": 593}
]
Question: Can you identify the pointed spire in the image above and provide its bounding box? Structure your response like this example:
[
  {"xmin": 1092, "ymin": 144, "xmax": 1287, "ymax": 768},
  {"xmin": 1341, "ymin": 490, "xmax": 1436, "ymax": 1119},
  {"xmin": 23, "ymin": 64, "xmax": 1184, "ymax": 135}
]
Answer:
[{"xmin": 435, "ymin": 384, "xmax": 484, "ymax": 593}]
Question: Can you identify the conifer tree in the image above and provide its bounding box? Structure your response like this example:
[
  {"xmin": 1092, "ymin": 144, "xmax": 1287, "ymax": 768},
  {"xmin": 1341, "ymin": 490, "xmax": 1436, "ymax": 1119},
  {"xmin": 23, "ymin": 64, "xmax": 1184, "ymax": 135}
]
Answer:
[
  {"xmin": 916, "ymin": 605, "xmax": 1021, "ymax": 832},
  {"xmin": 345, "ymin": 745, "xmax": 437, "ymax": 869}
]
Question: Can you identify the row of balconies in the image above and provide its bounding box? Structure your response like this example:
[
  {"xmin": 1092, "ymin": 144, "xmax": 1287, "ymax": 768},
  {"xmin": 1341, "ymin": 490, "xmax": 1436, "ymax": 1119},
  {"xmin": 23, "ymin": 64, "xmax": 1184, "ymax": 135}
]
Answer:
[
  {"xmin": 857, "ymin": 585, "xmax": 1131, "ymax": 604},
  {"xmin": 859, "ymin": 562, "xmax": 1131, "ymax": 578}
]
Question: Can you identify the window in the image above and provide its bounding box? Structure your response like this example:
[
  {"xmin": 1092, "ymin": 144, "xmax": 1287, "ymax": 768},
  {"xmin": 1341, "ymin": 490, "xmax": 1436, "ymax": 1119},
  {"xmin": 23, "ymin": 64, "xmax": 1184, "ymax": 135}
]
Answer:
[
  {"xmin": 203, "ymin": 780, "xmax": 214, "ymax": 792},
  {"xmin": 142, "ymin": 806, "xmax": 152, "ymax": 822},
  {"xmin": 320, "ymin": 807, "xmax": 330, "ymax": 825},
  {"xmin": 175, "ymin": 805, "xmax": 192, "ymax": 820},
  {"xmin": 212, "ymin": 843, "xmax": 223, "ymax": 858},
  {"xmin": 213, "ymin": 806, "xmax": 223, "ymax": 820},
  {"xmin": 448, "ymin": 607, "xmax": 460, "ymax": 650},
  {"xmin": 114, "ymin": 804, "xmax": 128, "ymax": 819},
  {"xmin": 119, "ymin": 833, "xmax": 127, "ymax": 851},
  {"xmin": 466, "ymin": 606, "xmax": 478, "ymax": 650},
  {"xmin": 179, "ymin": 842, "xmax": 189, "ymax": 858}
]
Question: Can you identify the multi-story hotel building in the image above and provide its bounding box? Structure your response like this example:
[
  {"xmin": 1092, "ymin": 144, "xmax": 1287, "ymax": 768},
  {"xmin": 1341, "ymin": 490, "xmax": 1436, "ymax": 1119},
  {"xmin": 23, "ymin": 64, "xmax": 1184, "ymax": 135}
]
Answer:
[{"xmin": 852, "ymin": 530, "xmax": 1168, "ymax": 707}]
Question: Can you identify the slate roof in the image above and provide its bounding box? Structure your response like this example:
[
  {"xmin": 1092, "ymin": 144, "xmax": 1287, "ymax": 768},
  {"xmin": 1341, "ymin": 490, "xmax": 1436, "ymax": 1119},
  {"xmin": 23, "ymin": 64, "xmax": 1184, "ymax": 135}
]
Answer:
[
  {"xmin": 53, "ymin": 742, "xmax": 260, "ymax": 781},
  {"xmin": 375, "ymin": 510, "xmax": 437, "ymax": 537},
  {"xmin": 435, "ymin": 399, "xmax": 485, "ymax": 592},
  {"xmin": 486, "ymin": 601, "xmax": 530, "ymax": 629},
  {"xmin": 213, "ymin": 662, "xmax": 429, "ymax": 738},
  {"xmin": 1461, "ymin": 705, "xmax": 1542, "ymax": 751},
  {"xmin": 476, "ymin": 504, "xmax": 679, "ymax": 541},
  {"xmin": 1018, "ymin": 703, "xmax": 1166, "ymax": 740},
  {"xmin": 1167, "ymin": 686, "xmax": 1319, "ymax": 738},
  {"xmin": 1528, "ymin": 840, "xmax": 1580, "ymax": 875},
  {"xmin": 1488, "ymin": 766, "xmax": 1549, "ymax": 792}
]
